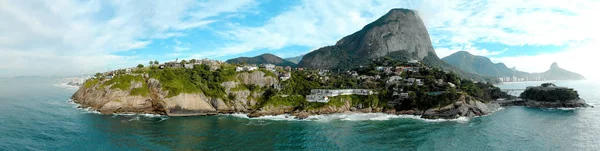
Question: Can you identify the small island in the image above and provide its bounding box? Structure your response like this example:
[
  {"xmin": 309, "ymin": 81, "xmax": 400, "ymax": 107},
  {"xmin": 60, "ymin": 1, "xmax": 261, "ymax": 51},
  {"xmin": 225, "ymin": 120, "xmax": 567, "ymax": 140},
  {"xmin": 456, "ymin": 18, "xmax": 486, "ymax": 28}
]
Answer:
[{"xmin": 519, "ymin": 83, "xmax": 590, "ymax": 108}]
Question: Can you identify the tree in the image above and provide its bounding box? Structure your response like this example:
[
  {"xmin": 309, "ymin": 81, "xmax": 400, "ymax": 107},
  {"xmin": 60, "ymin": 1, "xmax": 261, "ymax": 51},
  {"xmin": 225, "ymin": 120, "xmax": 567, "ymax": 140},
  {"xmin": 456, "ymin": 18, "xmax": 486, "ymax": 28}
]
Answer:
[
  {"xmin": 190, "ymin": 59, "xmax": 197, "ymax": 64},
  {"xmin": 149, "ymin": 61, "xmax": 153, "ymax": 65},
  {"xmin": 181, "ymin": 59, "xmax": 187, "ymax": 64},
  {"xmin": 94, "ymin": 72, "xmax": 103, "ymax": 78},
  {"xmin": 154, "ymin": 60, "xmax": 159, "ymax": 65},
  {"xmin": 137, "ymin": 64, "xmax": 144, "ymax": 68}
]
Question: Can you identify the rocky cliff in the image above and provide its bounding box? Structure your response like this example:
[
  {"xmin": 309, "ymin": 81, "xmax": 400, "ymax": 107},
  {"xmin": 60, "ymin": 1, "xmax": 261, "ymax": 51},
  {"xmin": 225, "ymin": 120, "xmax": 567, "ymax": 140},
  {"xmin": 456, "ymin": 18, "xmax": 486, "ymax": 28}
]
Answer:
[
  {"xmin": 299, "ymin": 8, "xmax": 437, "ymax": 70},
  {"xmin": 72, "ymin": 71, "xmax": 279, "ymax": 116}
]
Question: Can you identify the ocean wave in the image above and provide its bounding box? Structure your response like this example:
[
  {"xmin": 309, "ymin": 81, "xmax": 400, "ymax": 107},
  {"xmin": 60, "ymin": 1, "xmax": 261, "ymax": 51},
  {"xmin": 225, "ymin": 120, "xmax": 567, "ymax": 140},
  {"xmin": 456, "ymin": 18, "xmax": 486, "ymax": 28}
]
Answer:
[
  {"xmin": 221, "ymin": 113, "xmax": 471, "ymax": 123},
  {"xmin": 79, "ymin": 107, "xmax": 101, "ymax": 114},
  {"xmin": 112, "ymin": 113, "xmax": 167, "ymax": 118},
  {"xmin": 222, "ymin": 113, "xmax": 299, "ymax": 121},
  {"xmin": 53, "ymin": 82, "xmax": 80, "ymax": 89}
]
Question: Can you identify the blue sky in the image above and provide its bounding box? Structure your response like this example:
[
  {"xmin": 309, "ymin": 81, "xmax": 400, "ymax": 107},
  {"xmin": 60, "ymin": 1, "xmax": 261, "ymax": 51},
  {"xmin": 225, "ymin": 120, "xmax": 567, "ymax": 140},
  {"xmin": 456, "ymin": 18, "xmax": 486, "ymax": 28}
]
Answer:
[{"xmin": 1, "ymin": 0, "xmax": 599, "ymax": 79}]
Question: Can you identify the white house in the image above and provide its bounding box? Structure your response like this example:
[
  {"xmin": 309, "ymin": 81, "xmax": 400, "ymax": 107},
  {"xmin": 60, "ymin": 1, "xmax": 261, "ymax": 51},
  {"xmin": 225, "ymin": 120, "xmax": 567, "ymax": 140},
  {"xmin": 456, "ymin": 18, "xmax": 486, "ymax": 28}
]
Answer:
[
  {"xmin": 448, "ymin": 82, "xmax": 456, "ymax": 88},
  {"xmin": 264, "ymin": 64, "xmax": 276, "ymax": 71},
  {"xmin": 408, "ymin": 60, "xmax": 420, "ymax": 64},
  {"xmin": 386, "ymin": 76, "xmax": 403, "ymax": 85}
]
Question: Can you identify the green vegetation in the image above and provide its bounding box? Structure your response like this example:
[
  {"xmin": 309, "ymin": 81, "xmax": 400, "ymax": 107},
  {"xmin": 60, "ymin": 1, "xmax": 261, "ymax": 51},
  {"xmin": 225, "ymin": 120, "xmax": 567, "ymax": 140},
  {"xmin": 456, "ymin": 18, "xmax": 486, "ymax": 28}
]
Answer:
[
  {"xmin": 257, "ymin": 68, "xmax": 277, "ymax": 78},
  {"xmin": 83, "ymin": 78, "xmax": 99, "ymax": 89},
  {"xmin": 137, "ymin": 64, "xmax": 144, "ymax": 68},
  {"xmin": 101, "ymin": 74, "xmax": 145, "ymax": 91},
  {"xmin": 520, "ymin": 83, "xmax": 579, "ymax": 102},
  {"xmin": 146, "ymin": 64, "xmax": 237, "ymax": 98},
  {"xmin": 130, "ymin": 87, "xmax": 150, "ymax": 96},
  {"xmin": 259, "ymin": 95, "xmax": 305, "ymax": 108}
]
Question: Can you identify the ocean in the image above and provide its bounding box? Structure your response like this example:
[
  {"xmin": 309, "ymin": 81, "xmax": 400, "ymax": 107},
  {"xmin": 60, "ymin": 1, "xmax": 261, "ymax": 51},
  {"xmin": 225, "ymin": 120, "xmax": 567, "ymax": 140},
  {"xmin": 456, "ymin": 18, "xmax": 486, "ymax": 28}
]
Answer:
[{"xmin": 1, "ymin": 78, "xmax": 599, "ymax": 150}]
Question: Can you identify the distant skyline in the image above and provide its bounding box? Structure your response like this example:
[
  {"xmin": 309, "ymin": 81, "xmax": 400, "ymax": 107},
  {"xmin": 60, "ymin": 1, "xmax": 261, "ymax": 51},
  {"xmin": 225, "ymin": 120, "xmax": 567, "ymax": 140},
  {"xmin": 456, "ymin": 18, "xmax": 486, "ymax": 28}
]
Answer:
[{"xmin": 1, "ymin": 0, "xmax": 599, "ymax": 79}]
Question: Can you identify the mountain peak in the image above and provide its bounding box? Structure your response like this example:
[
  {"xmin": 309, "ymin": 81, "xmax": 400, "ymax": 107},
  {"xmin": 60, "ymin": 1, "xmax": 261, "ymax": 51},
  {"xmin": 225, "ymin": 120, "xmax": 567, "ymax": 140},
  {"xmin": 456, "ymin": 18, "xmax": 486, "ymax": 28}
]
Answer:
[
  {"xmin": 226, "ymin": 53, "xmax": 297, "ymax": 67},
  {"xmin": 300, "ymin": 8, "xmax": 435, "ymax": 70},
  {"xmin": 386, "ymin": 8, "xmax": 415, "ymax": 16},
  {"xmin": 550, "ymin": 62, "xmax": 559, "ymax": 69}
]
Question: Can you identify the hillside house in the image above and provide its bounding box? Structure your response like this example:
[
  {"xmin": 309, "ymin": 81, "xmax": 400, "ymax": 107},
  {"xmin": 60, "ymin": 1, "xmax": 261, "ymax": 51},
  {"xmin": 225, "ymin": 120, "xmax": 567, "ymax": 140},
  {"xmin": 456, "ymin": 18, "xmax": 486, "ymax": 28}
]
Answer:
[
  {"xmin": 416, "ymin": 79, "xmax": 424, "ymax": 86},
  {"xmin": 262, "ymin": 64, "xmax": 276, "ymax": 71},
  {"xmin": 307, "ymin": 89, "xmax": 375, "ymax": 103},
  {"xmin": 394, "ymin": 67, "xmax": 404, "ymax": 75},
  {"xmin": 448, "ymin": 82, "xmax": 456, "ymax": 88},
  {"xmin": 236, "ymin": 65, "xmax": 258, "ymax": 72},
  {"xmin": 164, "ymin": 61, "xmax": 182, "ymax": 68},
  {"xmin": 408, "ymin": 60, "xmax": 420, "ymax": 64},
  {"xmin": 306, "ymin": 95, "xmax": 329, "ymax": 103},
  {"xmin": 279, "ymin": 72, "xmax": 291, "ymax": 81},
  {"xmin": 383, "ymin": 67, "xmax": 394, "ymax": 74},
  {"xmin": 358, "ymin": 75, "xmax": 374, "ymax": 80},
  {"xmin": 386, "ymin": 76, "xmax": 403, "ymax": 85}
]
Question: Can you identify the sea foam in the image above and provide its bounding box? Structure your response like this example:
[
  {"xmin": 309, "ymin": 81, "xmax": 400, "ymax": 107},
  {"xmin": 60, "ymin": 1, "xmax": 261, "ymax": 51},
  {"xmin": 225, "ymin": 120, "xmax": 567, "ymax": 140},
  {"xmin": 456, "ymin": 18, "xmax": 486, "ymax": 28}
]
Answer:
[
  {"xmin": 222, "ymin": 112, "xmax": 472, "ymax": 123},
  {"xmin": 54, "ymin": 82, "xmax": 80, "ymax": 89}
]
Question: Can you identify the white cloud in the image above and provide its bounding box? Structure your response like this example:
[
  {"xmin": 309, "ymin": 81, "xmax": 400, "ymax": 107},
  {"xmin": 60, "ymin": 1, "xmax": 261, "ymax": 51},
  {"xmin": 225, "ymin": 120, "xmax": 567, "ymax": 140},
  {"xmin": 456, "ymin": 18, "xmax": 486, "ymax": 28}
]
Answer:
[
  {"xmin": 421, "ymin": 0, "xmax": 600, "ymax": 47},
  {"xmin": 0, "ymin": 0, "xmax": 255, "ymax": 77},
  {"xmin": 173, "ymin": 39, "xmax": 191, "ymax": 52},
  {"xmin": 206, "ymin": 0, "xmax": 419, "ymax": 57}
]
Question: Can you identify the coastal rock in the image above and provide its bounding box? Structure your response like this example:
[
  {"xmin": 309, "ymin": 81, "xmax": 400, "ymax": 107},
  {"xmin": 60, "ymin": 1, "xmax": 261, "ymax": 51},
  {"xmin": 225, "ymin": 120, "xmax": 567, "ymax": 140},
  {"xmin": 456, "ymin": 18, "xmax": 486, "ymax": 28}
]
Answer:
[
  {"xmin": 163, "ymin": 93, "xmax": 217, "ymax": 116},
  {"xmin": 221, "ymin": 81, "xmax": 238, "ymax": 92},
  {"xmin": 524, "ymin": 99, "xmax": 590, "ymax": 108},
  {"xmin": 72, "ymin": 83, "xmax": 155, "ymax": 114},
  {"xmin": 421, "ymin": 95, "xmax": 491, "ymax": 119},
  {"xmin": 292, "ymin": 112, "xmax": 311, "ymax": 120},
  {"xmin": 247, "ymin": 105, "xmax": 295, "ymax": 118},
  {"xmin": 237, "ymin": 72, "xmax": 278, "ymax": 87}
]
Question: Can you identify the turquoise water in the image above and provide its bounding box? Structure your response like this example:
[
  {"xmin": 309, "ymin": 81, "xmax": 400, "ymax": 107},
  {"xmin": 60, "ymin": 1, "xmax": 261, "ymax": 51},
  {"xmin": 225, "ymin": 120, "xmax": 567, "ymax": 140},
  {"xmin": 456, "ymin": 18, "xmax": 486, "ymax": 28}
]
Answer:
[{"xmin": 1, "ymin": 78, "xmax": 599, "ymax": 150}]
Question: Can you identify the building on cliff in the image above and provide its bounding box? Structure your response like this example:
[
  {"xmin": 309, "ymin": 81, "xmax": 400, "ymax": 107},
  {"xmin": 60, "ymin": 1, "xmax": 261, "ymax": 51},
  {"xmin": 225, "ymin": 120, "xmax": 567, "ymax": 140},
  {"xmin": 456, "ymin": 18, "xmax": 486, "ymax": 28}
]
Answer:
[{"xmin": 306, "ymin": 89, "xmax": 375, "ymax": 103}]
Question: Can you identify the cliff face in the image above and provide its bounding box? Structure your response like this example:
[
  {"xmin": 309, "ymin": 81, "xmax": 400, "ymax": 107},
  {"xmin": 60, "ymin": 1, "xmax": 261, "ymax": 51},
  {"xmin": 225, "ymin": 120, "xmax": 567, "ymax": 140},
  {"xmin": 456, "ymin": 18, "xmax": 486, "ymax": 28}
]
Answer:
[
  {"xmin": 72, "ymin": 79, "xmax": 160, "ymax": 114},
  {"xmin": 72, "ymin": 71, "xmax": 278, "ymax": 116},
  {"xmin": 299, "ymin": 8, "xmax": 436, "ymax": 70}
]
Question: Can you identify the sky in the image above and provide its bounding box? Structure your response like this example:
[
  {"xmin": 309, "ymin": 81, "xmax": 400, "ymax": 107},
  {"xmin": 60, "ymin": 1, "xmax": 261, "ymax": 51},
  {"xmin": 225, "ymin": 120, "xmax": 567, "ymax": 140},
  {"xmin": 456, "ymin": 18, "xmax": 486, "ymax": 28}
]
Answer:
[{"xmin": 1, "ymin": 0, "xmax": 599, "ymax": 80}]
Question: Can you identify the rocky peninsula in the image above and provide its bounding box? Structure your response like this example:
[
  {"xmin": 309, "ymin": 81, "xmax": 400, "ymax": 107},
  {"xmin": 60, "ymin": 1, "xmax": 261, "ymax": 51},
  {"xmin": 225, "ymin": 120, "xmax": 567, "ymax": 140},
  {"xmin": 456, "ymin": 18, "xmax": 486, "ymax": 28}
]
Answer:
[{"xmin": 72, "ymin": 55, "xmax": 509, "ymax": 120}]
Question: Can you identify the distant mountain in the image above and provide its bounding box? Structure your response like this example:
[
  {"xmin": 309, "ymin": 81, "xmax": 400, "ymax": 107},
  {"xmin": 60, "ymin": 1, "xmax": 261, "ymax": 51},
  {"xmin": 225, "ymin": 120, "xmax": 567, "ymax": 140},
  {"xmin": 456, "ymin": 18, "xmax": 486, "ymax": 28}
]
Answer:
[
  {"xmin": 297, "ymin": 8, "xmax": 493, "ymax": 82},
  {"xmin": 284, "ymin": 55, "xmax": 304, "ymax": 64},
  {"xmin": 442, "ymin": 51, "xmax": 584, "ymax": 81},
  {"xmin": 299, "ymin": 8, "xmax": 436, "ymax": 70},
  {"xmin": 442, "ymin": 51, "xmax": 529, "ymax": 77},
  {"xmin": 533, "ymin": 63, "xmax": 585, "ymax": 80},
  {"xmin": 226, "ymin": 53, "xmax": 297, "ymax": 67}
]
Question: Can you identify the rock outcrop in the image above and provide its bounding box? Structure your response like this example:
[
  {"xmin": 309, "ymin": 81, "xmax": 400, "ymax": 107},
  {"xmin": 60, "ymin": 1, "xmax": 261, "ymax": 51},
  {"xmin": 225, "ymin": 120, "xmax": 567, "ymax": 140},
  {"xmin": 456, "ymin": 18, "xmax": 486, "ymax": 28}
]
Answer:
[
  {"xmin": 72, "ymin": 82, "xmax": 161, "ymax": 114},
  {"xmin": 72, "ymin": 70, "xmax": 278, "ymax": 116},
  {"xmin": 523, "ymin": 99, "xmax": 590, "ymax": 108},
  {"xmin": 299, "ymin": 8, "xmax": 437, "ymax": 70},
  {"xmin": 421, "ymin": 95, "xmax": 493, "ymax": 119}
]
